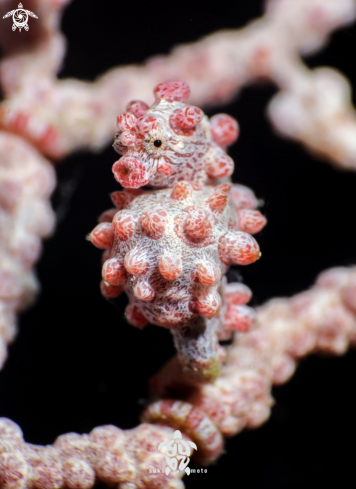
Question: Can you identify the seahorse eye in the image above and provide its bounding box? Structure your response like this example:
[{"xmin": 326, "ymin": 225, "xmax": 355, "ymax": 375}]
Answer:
[{"xmin": 154, "ymin": 139, "xmax": 162, "ymax": 148}]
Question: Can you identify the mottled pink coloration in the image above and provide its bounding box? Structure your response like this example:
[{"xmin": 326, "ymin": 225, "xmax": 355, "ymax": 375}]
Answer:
[
  {"xmin": 238, "ymin": 209, "xmax": 267, "ymax": 234},
  {"xmin": 93, "ymin": 181, "xmax": 263, "ymax": 379},
  {"xmin": 193, "ymin": 287, "xmax": 222, "ymax": 318},
  {"xmin": 100, "ymin": 281, "xmax": 123, "ymax": 299},
  {"xmin": 170, "ymin": 181, "xmax": 193, "ymax": 201},
  {"xmin": 0, "ymin": 132, "xmax": 55, "ymax": 373},
  {"xmin": 112, "ymin": 81, "xmax": 238, "ymax": 188},
  {"xmin": 184, "ymin": 207, "xmax": 213, "ymax": 239},
  {"xmin": 141, "ymin": 206, "xmax": 169, "ymax": 239},
  {"xmin": 230, "ymin": 184, "xmax": 259, "ymax": 210},
  {"xmin": 102, "ymin": 258, "xmax": 126, "ymax": 286},
  {"xmin": 88, "ymin": 223, "xmax": 114, "ymax": 249},
  {"xmin": 169, "ymin": 106, "xmax": 204, "ymax": 135},
  {"xmin": 195, "ymin": 260, "xmax": 222, "ymax": 286},
  {"xmin": 125, "ymin": 303, "xmax": 148, "ymax": 328},
  {"xmin": 112, "ymin": 157, "xmax": 150, "ymax": 188},
  {"xmin": 210, "ymin": 114, "xmax": 239, "ymax": 147},
  {"xmin": 110, "ymin": 189, "xmax": 143, "ymax": 209},
  {"xmin": 126, "ymin": 100, "xmax": 150, "ymax": 118},
  {"xmin": 224, "ymin": 282, "xmax": 252, "ymax": 305},
  {"xmin": 142, "ymin": 400, "xmax": 223, "ymax": 466},
  {"xmin": 134, "ymin": 277, "xmax": 155, "ymax": 302},
  {"xmin": 205, "ymin": 183, "xmax": 230, "ymax": 214},
  {"xmin": 2, "ymin": 269, "xmax": 352, "ymax": 489},
  {"xmin": 124, "ymin": 247, "xmax": 150, "ymax": 276},
  {"xmin": 90, "ymin": 82, "xmax": 265, "ymax": 380},
  {"xmin": 154, "ymin": 81, "xmax": 190, "ymax": 103},
  {"xmin": 0, "ymin": 107, "xmax": 61, "ymax": 159},
  {"xmin": 225, "ymin": 304, "xmax": 256, "ymax": 332},
  {"xmin": 146, "ymin": 266, "xmax": 356, "ymax": 453},
  {"xmin": 2, "ymin": 268, "xmax": 356, "ymax": 488},
  {"xmin": 218, "ymin": 231, "xmax": 261, "ymax": 266},
  {"xmin": 1, "ymin": 2, "xmax": 356, "ymax": 487},
  {"xmin": 159, "ymin": 254, "xmax": 182, "ymax": 280},
  {"xmin": 0, "ymin": 0, "xmax": 355, "ymax": 173},
  {"xmin": 99, "ymin": 208, "xmax": 117, "ymax": 223},
  {"xmin": 0, "ymin": 418, "xmax": 183, "ymax": 489},
  {"xmin": 112, "ymin": 210, "xmax": 138, "ymax": 241}
]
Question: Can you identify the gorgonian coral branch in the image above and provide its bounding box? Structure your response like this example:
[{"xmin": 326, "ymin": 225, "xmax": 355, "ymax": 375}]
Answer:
[
  {"xmin": 0, "ymin": 131, "xmax": 55, "ymax": 372},
  {"xmin": 1, "ymin": 0, "xmax": 356, "ymax": 169},
  {"xmin": 1, "ymin": 266, "xmax": 355, "ymax": 489},
  {"xmin": 145, "ymin": 266, "xmax": 356, "ymax": 446},
  {"xmin": 0, "ymin": 1, "xmax": 356, "ymax": 488}
]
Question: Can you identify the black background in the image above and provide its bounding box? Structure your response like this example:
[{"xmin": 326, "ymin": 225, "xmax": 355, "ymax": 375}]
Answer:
[{"xmin": 1, "ymin": 1, "xmax": 356, "ymax": 488}]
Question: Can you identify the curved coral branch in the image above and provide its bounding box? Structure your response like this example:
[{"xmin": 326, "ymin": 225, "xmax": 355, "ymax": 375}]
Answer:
[
  {"xmin": 144, "ymin": 266, "xmax": 356, "ymax": 459},
  {"xmin": 0, "ymin": 0, "xmax": 356, "ymax": 487},
  {"xmin": 0, "ymin": 0, "xmax": 69, "ymax": 92},
  {"xmin": 0, "ymin": 130, "xmax": 55, "ymax": 371},
  {"xmin": 1, "ymin": 0, "xmax": 356, "ymax": 169},
  {"xmin": 0, "ymin": 420, "xmax": 184, "ymax": 489},
  {"xmin": 1, "ymin": 266, "xmax": 355, "ymax": 488}
]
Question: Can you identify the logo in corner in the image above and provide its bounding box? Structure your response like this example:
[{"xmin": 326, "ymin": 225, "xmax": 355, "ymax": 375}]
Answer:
[
  {"xmin": 158, "ymin": 430, "xmax": 197, "ymax": 476},
  {"xmin": 2, "ymin": 3, "xmax": 38, "ymax": 32}
]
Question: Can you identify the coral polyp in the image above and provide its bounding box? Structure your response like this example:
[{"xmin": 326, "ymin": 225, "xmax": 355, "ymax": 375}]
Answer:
[{"xmin": 90, "ymin": 81, "xmax": 265, "ymax": 380}]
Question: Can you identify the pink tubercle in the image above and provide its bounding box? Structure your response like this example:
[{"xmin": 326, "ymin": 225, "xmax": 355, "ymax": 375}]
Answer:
[
  {"xmin": 89, "ymin": 223, "xmax": 114, "ymax": 249},
  {"xmin": 116, "ymin": 112, "xmax": 137, "ymax": 132},
  {"xmin": 219, "ymin": 231, "xmax": 261, "ymax": 266},
  {"xmin": 194, "ymin": 261, "xmax": 222, "ymax": 286},
  {"xmin": 158, "ymin": 254, "xmax": 182, "ymax": 280},
  {"xmin": 112, "ymin": 157, "xmax": 149, "ymax": 188},
  {"xmin": 112, "ymin": 210, "xmax": 138, "ymax": 241},
  {"xmin": 102, "ymin": 258, "xmax": 126, "ymax": 286},
  {"xmin": 124, "ymin": 248, "xmax": 149, "ymax": 275},
  {"xmin": 238, "ymin": 209, "xmax": 267, "ymax": 234},
  {"xmin": 126, "ymin": 100, "xmax": 149, "ymax": 118},
  {"xmin": 225, "ymin": 304, "xmax": 256, "ymax": 332},
  {"xmin": 125, "ymin": 303, "xmax": 148, "ymax": 328},
  {"xmin": 170, "ymin": 181, "xmax": 193, "ymax": 201},
  {"xmin": 210, "ymin": 114, "xmax": 239, "ymax": 147},
  {"xmin": 141, "ymin": 206, "xmax": 169, "ymax": 239},
  {"xmin": 100, "ymin": 280, "xmax": 123, "ymax": 299},
  {"xmin": 153, "ymin": 81, "xmax": 190, "ymax": 103},
  {"xmin": 193, "ymin": 288, "xmax": 221, "ymax": 318},
  {"xmin": 184, "ymin": 207, "xmax": 213, "ymax": 239}
]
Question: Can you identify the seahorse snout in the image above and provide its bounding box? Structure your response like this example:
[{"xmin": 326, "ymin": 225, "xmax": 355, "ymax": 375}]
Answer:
[{"xmin": 112, "ymin": 156, "xmax": 149, "ymax": 188}]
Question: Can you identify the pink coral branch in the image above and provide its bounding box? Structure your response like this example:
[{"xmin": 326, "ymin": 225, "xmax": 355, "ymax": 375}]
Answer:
[
  {"xmin": 1, "ymin": 266, "xmax": 356, "ymax": 488},
  {"xmin": 0, "ymin": 0, "xmax": 356, "ymax": 487},
  {"xmin": 1, "ymin": 0, "xmax": 356, "ymax": 168},
  {"xmin": 0, "ymin": 130, "xmax": 55, "ymax": 372},
  {"xmin": 144, "ymin": 267, "xmax": 356, "ymax": 456}
]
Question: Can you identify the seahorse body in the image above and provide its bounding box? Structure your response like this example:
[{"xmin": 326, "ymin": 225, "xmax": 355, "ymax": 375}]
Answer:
[{"xmin": 90, "ymin": 82, "xmax": 266, "ymax": 379}]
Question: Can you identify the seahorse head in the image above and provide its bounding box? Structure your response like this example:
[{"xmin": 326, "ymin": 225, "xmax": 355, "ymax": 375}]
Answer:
[{"xmin": 112, "ymin": 81, "xmax": 238, "ymax": 188}]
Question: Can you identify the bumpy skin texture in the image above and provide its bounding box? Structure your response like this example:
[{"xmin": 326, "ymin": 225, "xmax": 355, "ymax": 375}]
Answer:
[
  {"xmin": 0, "ymin": 418, "xmax": 184, "ymax": 489},
  {"xmin": 0, "ymin": 131, "xmax": 56, "ymax": 370},
  {"xmin": 92, "ymin": 183, "xmax": 262, "ymax": 379},
  {"xmin": 2, "ymin": 266, "xmax": 356, "ymax": 489},
  {"xmin": 145, "ymin": 266, "xmax": 356, "ymax": 446},
  {"xmin": 1, "ymin": 0, "xmax": 355, "ymax": 171},
  {"xmin": 1, "ymin": 5, "xmax": 356, "ymax": 488},
  {"xmin": 90, "ymin": 82, "xmax": 265, "ymax": 380},
  {"xmin": 112, "ymin": 82, "xmax": 238, "ymax": 188}
]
